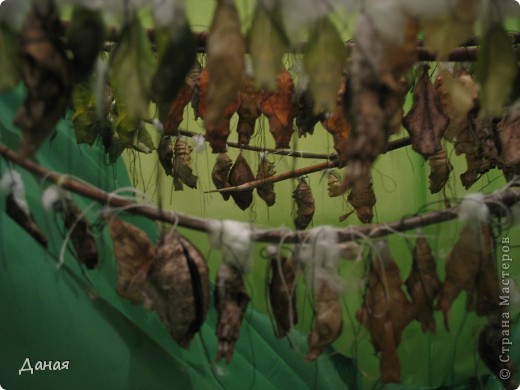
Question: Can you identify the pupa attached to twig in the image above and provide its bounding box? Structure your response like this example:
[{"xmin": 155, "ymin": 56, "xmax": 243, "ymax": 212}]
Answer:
[
  {"xmin": 228, "ymin": 153, "xmax": 255, "ymax": 210},
  {"xmin": 148, "ymin": 228, "xmax": 210, "ymax": 348},
  {"xmin": 267, "ymin": 246, "xmax": 298, "ymax": 338},
  {"xmin": 428, "ymin": 147, "xmax": 453, "ymax": 194},
  {"xmin": 237, "ymin": 77, "xmax": 262, "ymax": 146},
  {"xmin": 293, "ymin": 177, "xmax": 315, "ymax": 230},
  {"xmin": 105, "ymin": 216, "xmax": 155, "ymax": 305},
  {"xmin": 296, "ymin": 89, "xmax": 322, "ymax": 137},
  {"xmin": 212, "ymin": 153, "xmax": 233, "ymax": 201},
  {"xmin": 260, "ymin": 69, "xmax": 295, "ymax": 149},
  {"xmin": 215, "ymin": 262, "xmax": 250, "ymax": 363},
  {"xmin": 172, "ymin": 138, "xmax": 198, "ymax": 190},
  {"xmin": 405, "ymin": 235, "xmax": 441, "ymax": 333},
  {"xmin": 256, "ymin": 155, "xmax": 276, "ymax": 207},
  {"xmin": 327, "ymin": 170, "xmax": 342, "ymax": 198},
  {"xmin": 342, "ymin": 172, "xmax": 376, "ymax": 224},
  {"xmin": 356, "ymin": 240, "xmax": 415, "ymax": 383}
]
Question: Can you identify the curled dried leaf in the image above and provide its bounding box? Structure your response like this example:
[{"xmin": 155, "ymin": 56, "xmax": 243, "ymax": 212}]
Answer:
[
  {"xmin": 205, "ymin": 0, "xmax": 245, "ymax": 130},
  {"xmin": 228, "ymin": 153, "xmax": 255, "ymax": 210},
  {"xmin": 237, "ymin": 77, "xmax": 262, "ymax": 146},
  {"xmin": 212, "ymin": 153, "xmax": 233, "ymax": 201},
  {"xmin": 346, "ymin": 173, "xmax": 376, "ymax": 224},
  {"xmin": 260, "ymin": 69, "xmax": 295, "ymax": 149},
  {"xmin": 215, "ymin": 262, "xmax": 250, "ymax": 363},
  {"xmin": 428, "ymin": 147, "xmax": 453, "ymax": 194},
  {"xmin": 14, "ymin": 2, "xmax": 72, "ymax": 157},
  {"xmin": 62, "ymin": 198, "xmax": 98, "ymax": 269},
  {"xmin": 356, "ymin": 241, "xmax": 415, "ymax": 383},
  {"xmin": 268, "ymin": 250, "xmax": 298, "ymax": 338},
  {"xmin": 306, "ymin": 283, "xmax": 342, "ymax": 361},
  {"xmin": 402, "ymin": 67, "xmax": 449, "ymax": 158},
  {"xmin": 293, "ymin": 177, "xmax": 315, "ymax": 230},
  {"xmin": 256, "ymin": 157, "xmax": 276, "ymax": 207},
  {"xmin": 405, "ymin": 236, "xmax": 441, "ymax": 333},
  {"xmin": 105, "ymin": 216, "xmax": 155, "ymax": 305},
  {"xmin": 173, "ymin": 138, "xmax": 198, "ymax": 190},
  {"xmin": 148, "ymin": 229, "xmax": 210, "ymax": 348}
]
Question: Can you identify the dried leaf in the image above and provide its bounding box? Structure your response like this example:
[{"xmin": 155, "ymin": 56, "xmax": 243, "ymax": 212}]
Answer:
[
  {"xmin": 163, "ymin": 64, "xmax": 200, "ymax": 135},
  {"xmin": 228, "ymin": 153, "xmax": 255, "ymax": 210},
  {"xmin": 212, "ymin": 153, "xmax": 233, "ymax": 201},
  {"xmin": 293, "ymin": 177, "xmax": 315, "ymax": 230},
  {"xmin": 405, "ymin": 236, "xmax": 441, "ymax": 333},
  {"xmin": 248, "ymin": 3, "xmax": 288, "ymax": 90},
  {"xmin": 260, "ymin": 69, "xmax": 295, "ymax": 149},
  {"xmin": 173, "ymin": 138, "xmax": 198, "ymax": 190},
  {"xmin": 435, "ymin": 69, "xmax": 478, "ymax": 142},
  {"xmin": 306, "ymin": 283, "xmax": 343, "ymax": 361},
  {"xmin": 268, "ymin": 251, "xmax": 298, "ymax": 338},
  {"xmin": 61, "ymin": 198, "xmax": 98, "ymax": 269},
  {"xmin": 110, "ymin": 15, "xmax": 155, "ymax": 118},
  {"xmin": 477, "ymin": 23, "xmax": 518, "ymax": 117},
  {"xmin": 0, "ymin": 24, "xmax": 20, "ymax": 92},
  {"xmin": 237, "ymin": 77, "xmax": 262, "ymax": 146},
  {"xmin": 498, "ymin": 101, "xmax": 520, "ymax": 168},
  {"xmin": 67, "ymin": 7, "xmax": 105, "ymax": 83},
  {"xmin": 428, "ymin": 147, "xmax": 453, "ymax": 194},
  {"xmin": 346, "ymin": 173, "xmax": 376, "ymax": 224},
  {"xmin": 256, "ymin": 157, "xmax": 276, "ymax": 207},
  {"xmin": 105, "ymin": 216, "xmax": 155, "ymax": 305},
  {"xmin": 356, "ymin": 241, "xmax": 415, "ymax": 383},
  {"xmin": 14, "ymin": 2, "xmax": 72, "ymax": 157},
  {"xmin": 295, "ymin": 89, "xmax": 322, "ymax": 137},
  {"xmin": 321, "ymin": 77, "xmax": 350, "ymax": 164},
  {"xmin": 148, "ymin": 229, "xmax": 210, "ymax": 348},
  {"xmin": 215, "ymin": 262, "xmax": 250, "ymax": 363},
  {"xmin": 422, "ymin": 0, "xmax": 477, "ymax": 60},
  {"xmin": 152, "ymin": 18, "xmax": 196, "ymax": 120},
  {"xmin": 402, "ymin": 67, "xmax": 449, "ymax": 158},
  {"xmin": 327, "ymin": 170, "xmax": 342, "ymax": 198},
  {"xmin": 479, "ymin": 315, "xmax": 519, "ymax": 390},
  {"xmin": 304, "ymin": 16, "xmax": 345, "ymax": 114},
  {"xmin": 205, "ymin": 0, "xmax": 245, "ymax": 129},
  {"xmin": 6, "ymin": 194, "xmax": 48, "ymax": 247}
]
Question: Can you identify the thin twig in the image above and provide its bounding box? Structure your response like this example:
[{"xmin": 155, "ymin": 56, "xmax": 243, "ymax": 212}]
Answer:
[
  {"xmin": 206, "ymin": 137, "xmax": 412, "ymax": 194},
  {"xmin": 1, "ymin": 143, "xmax": 519, "ymax": 244}
]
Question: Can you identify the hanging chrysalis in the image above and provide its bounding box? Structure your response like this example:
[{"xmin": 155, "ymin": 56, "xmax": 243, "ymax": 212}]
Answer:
[
  {"xmin": 172, "ymin": 138, "xmax": 198, "ymax": 190},
  {"xmin": 14, "ymin": 1, "xmax": 72, "ymax": 157},
  {"xmin": 356, "ymin": 241, "xmax": 415, "ymax": 383},
  {"xmin": 293, "ymin": 177, "xmax": 315, "ymax": 230},
  {"xmin": 267, "ymin": 247, "xmax": 298, "ymax": 338},
  {"xmin": 428, "ymin": 147, "xmax": 452, "ymax": 194},
  {"xmin": 196, "ymin": 68, "xmax": 238, "ymax": 152},
  {"xmin": 212, "ymin": 153, "xmax": 233, "ymax": 201},
  {"xmin": 304, "ymin": 16, "xmax": 346, "ymax": 114},
  {"xmin": 158, "ymin": 136, "xmax": 175, "ymax": 176},
  {"xmin": 228, "ymin": 153, "xmax": 255, "ymax": 210},
  {"xmin": 345, "ymin": 172, "xmax": 376, "ymax": 224},
  {"xmin": 256, "ymin": 155, "xmax": 276, "ymax": 207},
  {"xmin": 105, "ymin": 216, "xmax": 155, "ymax": 305},
  {"xmin": 163, "ymin": 63, "xmax": 201, "ymax": 135},
  {"xmin": 295, "ymin": 89, "xmax": 321, "ymax": 137},
  {"xmin": 1, "ymin": 169, "xmax": 48, "ymax": 247},
  {"xmin": 205, "ymin": 0, "xmax": 245, "ymax": 135},
  {"xmin": 260, "ymin": 69, "xmax": 295, "ymax": 149},
  {"xmin": 402, "ymin": 66, "xmax": 449, "ymax": 159},
  {"xmin": 498, "ymin": 101, "xmax": 520, "ymax": 170},
  {"xmin": 237, "ymin": 77, "xmax": 262, "ymax": 146},
  {"xmin": 215, "ymin": 262, "xmax": 250, "ymax": 363},
  {"xmin": 148, "ymin": 228, "xmax": 210, "ymax": 348},
  {"xmin": 405, "ymin": 235, "xmax": 441, "ymax": 333},
  {"xmin": 327, "ymin": 170, "xmax": 342, "ymax": 198},
  {"xmin": 61, "ymin": 197, "xmax": 99, "ymax": 269},
  {"xmin": 479, "ymin": 314, "xmax": 519, "ymax": 390}
]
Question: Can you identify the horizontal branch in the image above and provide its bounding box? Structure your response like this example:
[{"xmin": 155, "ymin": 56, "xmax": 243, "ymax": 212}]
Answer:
[
  {"xmin": 207, "ymin": 137, "xmax": 412, "ymax": 194},
  {"xmin": 1, "ymin": 143, "xmax": 519, "ymax": 245}
]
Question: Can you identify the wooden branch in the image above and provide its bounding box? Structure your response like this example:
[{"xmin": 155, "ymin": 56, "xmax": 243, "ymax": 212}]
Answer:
[
  {"xmin": 2, "ymin": 143, "xmax": 518, "ymax": 245},
  {"xmin": 207, "ymin": 137, "xmax": 412, "ymax": 194}
]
